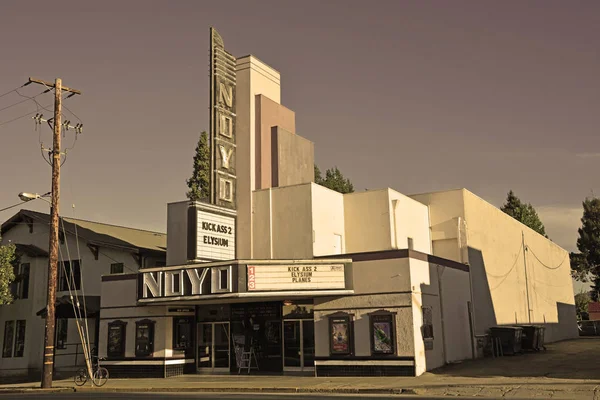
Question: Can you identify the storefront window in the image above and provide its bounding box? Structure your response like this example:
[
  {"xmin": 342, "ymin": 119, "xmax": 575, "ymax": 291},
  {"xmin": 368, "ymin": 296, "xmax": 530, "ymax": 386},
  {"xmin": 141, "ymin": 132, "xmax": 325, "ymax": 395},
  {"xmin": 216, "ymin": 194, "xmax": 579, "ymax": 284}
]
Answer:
[
  {"xmin": 2, "ymin": 321, "xmax": 14, "ymax": 358},
  {"xmin": 329, "ymin": 314, "xmax": 352, "ymax": 356},
  {"xmin": 282, "ymin": 303, "xmax": 314, "ymax": 319},
  {"xmin": 135, "ymin": 319, "xmax": 155, "ymax": 357},
  {"xmin": 107, "ymin": 320, "xmax": 126, "ymax": 357},
  {"xmin": 173, "ymin": 317, "xmax": 193, "ymax": 351},
  {"xmin": 369, "ymin": 313, "xmax": 395, "ymax": 355},
  {"xmin": 56, "ymin": 318, "xmax": 68, "ymax": 349},
  {"xmin": 14, "ymin": 320, "xmax": 26, "ymax": 357}
]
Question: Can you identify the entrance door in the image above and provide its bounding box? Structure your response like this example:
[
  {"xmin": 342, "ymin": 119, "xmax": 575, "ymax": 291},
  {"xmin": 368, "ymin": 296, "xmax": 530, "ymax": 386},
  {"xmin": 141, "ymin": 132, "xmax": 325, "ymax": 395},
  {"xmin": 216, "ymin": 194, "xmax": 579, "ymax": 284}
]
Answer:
[
  {"xmin": 197, "ymin": 322, "xmax": 230, "ymax": 372},
  {"xmin": 282, "ymin": 319, "xmax": 315, "ymax": 372}
]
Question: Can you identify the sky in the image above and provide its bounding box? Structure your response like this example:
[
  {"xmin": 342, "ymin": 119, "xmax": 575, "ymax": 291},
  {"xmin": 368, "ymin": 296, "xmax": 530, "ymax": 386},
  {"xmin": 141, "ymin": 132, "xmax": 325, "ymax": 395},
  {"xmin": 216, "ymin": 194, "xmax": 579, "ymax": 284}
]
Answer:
[{"xmin": 1, "ymin": 1, "xmax": 598, "ymax": 289}]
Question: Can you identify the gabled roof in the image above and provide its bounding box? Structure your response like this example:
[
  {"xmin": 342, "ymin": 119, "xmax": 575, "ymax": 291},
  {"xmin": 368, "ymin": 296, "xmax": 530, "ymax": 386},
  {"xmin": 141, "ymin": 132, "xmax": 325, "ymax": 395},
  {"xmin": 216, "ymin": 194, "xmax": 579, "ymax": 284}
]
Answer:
[{"xmin": 1, "ymin": 209, "xmax": 166, "ymax": 254}]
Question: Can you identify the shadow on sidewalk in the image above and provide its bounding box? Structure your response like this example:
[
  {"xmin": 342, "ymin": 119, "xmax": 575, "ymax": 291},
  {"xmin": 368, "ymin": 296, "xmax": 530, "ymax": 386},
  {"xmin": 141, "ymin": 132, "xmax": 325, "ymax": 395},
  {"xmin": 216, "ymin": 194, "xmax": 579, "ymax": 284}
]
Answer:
[{"xmin": 426, "ymin": 337, "xmax": 600, "ymax": 380}]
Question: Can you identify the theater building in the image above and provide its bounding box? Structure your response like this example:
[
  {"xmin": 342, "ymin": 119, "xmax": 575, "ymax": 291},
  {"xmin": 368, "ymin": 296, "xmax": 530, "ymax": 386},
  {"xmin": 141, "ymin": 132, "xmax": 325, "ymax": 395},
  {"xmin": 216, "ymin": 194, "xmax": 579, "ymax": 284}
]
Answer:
[{"xmin": 97, "ymin": 28, "xmax": 578, "ymax": 378}]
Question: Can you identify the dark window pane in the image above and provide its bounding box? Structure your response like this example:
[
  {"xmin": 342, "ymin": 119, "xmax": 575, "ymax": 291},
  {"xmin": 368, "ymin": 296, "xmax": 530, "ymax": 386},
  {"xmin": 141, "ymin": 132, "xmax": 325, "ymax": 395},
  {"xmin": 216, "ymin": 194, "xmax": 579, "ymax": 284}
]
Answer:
[
  {"xmin": 56, "ymin": 319, "xmax": 68, "ymax": 349},
  {"xmin": 14, "ymin": 320, "xmax": 26, "ymax": 357},
  {"xmin": 110, "ymin": 263, "xmax": 124, "ymax": 274},
  {"xmin": 20, "ymin": 264, "xmax": 30, "ymax": 299},
  {"xmin": 3, "ymin": 321, "xmax": 14, "ymax": 358},
  {"xmin": 135, "ymin": 320, "xmax": 154, "ymax": 357},
  {"xmin": 58, "ymin": 260, "xmax": 81, "ymax": 291}
]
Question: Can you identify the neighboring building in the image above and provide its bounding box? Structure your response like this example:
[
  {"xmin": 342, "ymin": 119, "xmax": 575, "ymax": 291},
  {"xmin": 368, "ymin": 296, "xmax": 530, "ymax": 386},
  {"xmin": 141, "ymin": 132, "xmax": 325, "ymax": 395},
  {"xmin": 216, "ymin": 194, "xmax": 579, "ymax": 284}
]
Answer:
[
  {"xmin": 588, "ymin": 302, "xmax": 600, "ymax": 321},
  {"xmin": 97, "ymin": 29, "xmax": 577, "ymax": 379},
  {"xmin": 0, "ymin": 210, "xmax": 166, "ymax": 378}
]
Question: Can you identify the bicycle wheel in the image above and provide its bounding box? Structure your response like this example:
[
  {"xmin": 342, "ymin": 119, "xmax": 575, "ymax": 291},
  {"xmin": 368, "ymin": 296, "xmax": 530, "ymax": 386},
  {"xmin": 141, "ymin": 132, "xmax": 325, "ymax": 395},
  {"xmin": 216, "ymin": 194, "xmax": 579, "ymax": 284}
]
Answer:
[
  {"xmin": 92, "ymin": 367, "xmax": 109, "ymax": 387},
  {"xmin": 74, "ymin": 367, "xmax": 88, "ymax": 386}
]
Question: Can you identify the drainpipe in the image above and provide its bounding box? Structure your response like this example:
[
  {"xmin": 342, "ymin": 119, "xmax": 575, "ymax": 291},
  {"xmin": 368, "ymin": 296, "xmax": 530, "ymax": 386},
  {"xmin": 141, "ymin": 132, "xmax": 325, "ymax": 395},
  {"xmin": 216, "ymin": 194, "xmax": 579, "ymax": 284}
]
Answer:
[
  {"xmin": 460, "ymin": 217, "xmax": 477, "ymax": 359},
  {"xmin": 437, "ymin": 265, "xmax": 448, "ymax": 365},
  {"xmin": 392, "ymin": 199, "xmax": 399, "ymax": 249}
]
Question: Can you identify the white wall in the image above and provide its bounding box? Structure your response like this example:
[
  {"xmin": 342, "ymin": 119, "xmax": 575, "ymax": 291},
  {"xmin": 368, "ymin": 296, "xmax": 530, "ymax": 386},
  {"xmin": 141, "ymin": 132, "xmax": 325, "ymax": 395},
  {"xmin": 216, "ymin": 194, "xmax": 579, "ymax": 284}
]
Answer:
[
  {"xmin": 311, "ymin": 185, "xmax": 345, "ymax": 257},
  {"xmin": 389, "ymin": 189, "xmax": 430, "ymax": 253},
  {"xmin": 236, "ymin": 56, "xmax": 282, "ymax": 260},
  {"xmin": 344, "ymin": 190, "xmax": 392, "ymax": 254}
]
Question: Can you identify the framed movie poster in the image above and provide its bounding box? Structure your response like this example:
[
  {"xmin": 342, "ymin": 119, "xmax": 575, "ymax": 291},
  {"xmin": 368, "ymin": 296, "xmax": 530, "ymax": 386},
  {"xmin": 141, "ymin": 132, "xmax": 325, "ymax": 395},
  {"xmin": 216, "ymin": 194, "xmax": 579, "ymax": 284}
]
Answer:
[
  {"xmin": 329, "ymin": 316, "xmax": 351, "ymax": 355},
  {"xmin": 370, "ymin": 314, "xmax": 395, "ymax": 355}
]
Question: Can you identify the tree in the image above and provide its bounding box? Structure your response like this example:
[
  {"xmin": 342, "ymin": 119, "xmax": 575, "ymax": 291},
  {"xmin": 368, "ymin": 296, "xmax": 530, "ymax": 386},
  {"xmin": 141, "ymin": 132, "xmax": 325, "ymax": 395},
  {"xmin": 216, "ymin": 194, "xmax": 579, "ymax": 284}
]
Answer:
[
  {"xmin": 501, "ymin": 190, "xmax": 547, "ymax": 237},
  {"xmin": 570, "ymin": 197, "xmax": 600, "ymax": 294},
  {"xmin": 0, "ymin": 238, "xmax": 16, "ymax": 305},
  {"xmin": 186, "ymin": 131, "xmax": 210, "ymax": 202},
  {"xmin": 575, "ymin": 291, "xmax": 591, "ymax": 321},
  {"xmin": 314, "ymin": 164, "xmax": 354, "ymax": 194}
]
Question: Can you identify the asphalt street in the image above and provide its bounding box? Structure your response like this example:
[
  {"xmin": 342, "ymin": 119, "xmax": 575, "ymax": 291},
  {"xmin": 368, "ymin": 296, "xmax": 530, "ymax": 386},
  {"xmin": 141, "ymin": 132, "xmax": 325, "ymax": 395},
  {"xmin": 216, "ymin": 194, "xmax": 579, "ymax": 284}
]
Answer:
[{"xmin": 0, "ymin": 392, "xmax": 526, "ymax": 400}]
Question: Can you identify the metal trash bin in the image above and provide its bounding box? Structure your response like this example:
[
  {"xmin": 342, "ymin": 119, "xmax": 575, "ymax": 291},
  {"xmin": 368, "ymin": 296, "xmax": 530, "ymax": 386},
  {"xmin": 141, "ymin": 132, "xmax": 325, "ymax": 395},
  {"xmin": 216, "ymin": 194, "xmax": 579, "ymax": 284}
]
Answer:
[
  {"xmin": 489, "ymin": 326, "xmax": 523, "ymax": 355},
  {"xmin": 515, "ymin": 325, "xmax": 539, "ymax": 351},
  {"xmin": 535, "ymin": 325, "xmax": 546, "ymax": 350}
]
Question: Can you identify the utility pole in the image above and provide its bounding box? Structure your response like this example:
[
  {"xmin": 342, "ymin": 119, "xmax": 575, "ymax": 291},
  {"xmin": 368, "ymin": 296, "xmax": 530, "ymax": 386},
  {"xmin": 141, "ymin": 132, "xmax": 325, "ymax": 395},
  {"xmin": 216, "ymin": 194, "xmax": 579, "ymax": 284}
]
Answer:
[
  {"xmin": 522, "ymin": 231, "xmax": 532, "ymax": 323},
  {"xmin": 27, "ymin": 77, "xmax": 81, "ymax": 388}
]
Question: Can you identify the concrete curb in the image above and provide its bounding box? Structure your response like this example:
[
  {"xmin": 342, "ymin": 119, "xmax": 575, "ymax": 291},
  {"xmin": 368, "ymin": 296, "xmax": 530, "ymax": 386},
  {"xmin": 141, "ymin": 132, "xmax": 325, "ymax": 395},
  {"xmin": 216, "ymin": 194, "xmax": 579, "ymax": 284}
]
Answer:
[
  {"xmin": 72, "ymin": 386, "xmax": 418, "ymax": 395},
  {"xmin": 0, "ymin": 387, "xmax": 75, "ymax": 394}
]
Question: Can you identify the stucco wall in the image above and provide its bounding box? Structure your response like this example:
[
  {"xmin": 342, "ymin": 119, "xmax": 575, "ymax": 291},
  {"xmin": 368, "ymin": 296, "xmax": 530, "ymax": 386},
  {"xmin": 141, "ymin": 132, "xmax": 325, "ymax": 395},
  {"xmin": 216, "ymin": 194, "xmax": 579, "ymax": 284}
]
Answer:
[
  {"xmin": 463, "ymin": 190, "xmax": 577, "ymax": 342},
  {"xmin": 311, "ymin": 185, "xmax": 345, "ymax": 257},
  {"xmin": 98, "ymin": 277, "xmax": 195, "ymax": 360},
  {"xmin": 389, "ymin": 190, "xmax": 431, "ymax": 253},
  {"xmin": 236, "ymin": 56, "xmax": 281, "ymax": 259},
  {"xmin": 255, "ymin": 95, "xmax": 296, "ymax": 190},
  {"xmin": 314, "ymin": 258, "xmax": 415, "ymax": 359},
  {"xmin": 272, "ymin": 127, "xmax": 314, "ymax": 188},
  {"xmin": 343, "ymin": 190, "xmax": 393, "ymax": 254},
  {"xmin": 411, "ymin": 189, "xmax": 577, "ymax": 343},
  {"xmin": 270, "ymin": 184, "xmax": 313, "ymax": 259}
]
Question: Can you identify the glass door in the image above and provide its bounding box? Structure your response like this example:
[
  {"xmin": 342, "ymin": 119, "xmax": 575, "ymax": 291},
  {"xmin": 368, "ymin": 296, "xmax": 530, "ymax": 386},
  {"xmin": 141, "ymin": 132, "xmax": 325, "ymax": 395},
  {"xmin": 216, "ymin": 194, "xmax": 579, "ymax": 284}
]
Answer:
[
  {"xmin": 197, "ymin": 322, "xmax": 230, "ymax": 372},
  {"xmin": 282, "ymin": 319, "xmax": 315, "ymax": 371}
]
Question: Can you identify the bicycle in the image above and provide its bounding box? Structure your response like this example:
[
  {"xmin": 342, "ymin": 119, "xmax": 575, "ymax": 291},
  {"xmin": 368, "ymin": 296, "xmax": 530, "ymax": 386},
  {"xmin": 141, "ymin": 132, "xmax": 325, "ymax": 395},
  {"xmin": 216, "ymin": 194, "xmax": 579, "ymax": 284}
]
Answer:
[{"xmin": 74, "ymin": 355, "xmax": 109, "ymax": 387}]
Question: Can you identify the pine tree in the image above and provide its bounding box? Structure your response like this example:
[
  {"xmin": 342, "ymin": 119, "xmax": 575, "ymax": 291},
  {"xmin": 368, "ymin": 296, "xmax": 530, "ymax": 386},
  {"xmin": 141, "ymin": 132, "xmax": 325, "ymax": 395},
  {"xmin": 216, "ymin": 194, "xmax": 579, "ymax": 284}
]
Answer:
[
  {"xmin": 0, "ymin": 238, "xmax": 16, "ymax": 305},
  {"xmin": 570, "ymin": 197, "xmax": 600, "ymax": 289},
  {"xmin": 500, "ymin": 190, "xmax": 547, "ymax": 237},
  {"xmin": 314, "ymin": 164, "xmax": 354, "ymax": 194},
  {"xmin": 186, "ymin": 131, "xmax": 210, "ymax": 202}
]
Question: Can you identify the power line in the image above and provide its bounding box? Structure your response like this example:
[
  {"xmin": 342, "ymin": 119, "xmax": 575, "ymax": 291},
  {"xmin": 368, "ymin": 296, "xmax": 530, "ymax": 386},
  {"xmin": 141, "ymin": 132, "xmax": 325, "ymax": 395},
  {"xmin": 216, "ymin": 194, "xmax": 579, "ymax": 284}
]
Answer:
[
  {"xmin": 0, "ymin": 202, "xmax": 25, "ymax": 213},
  {"xmin": 0, "ymin": 107, "xmax": 48, "ymax": 127},
  {"xmin": 0, "ymin": 83, "xmax": 28, "ymax": 99},
  {"xmin": 527, "ymin": 246, "xmax": 567, "ymax": 270}
]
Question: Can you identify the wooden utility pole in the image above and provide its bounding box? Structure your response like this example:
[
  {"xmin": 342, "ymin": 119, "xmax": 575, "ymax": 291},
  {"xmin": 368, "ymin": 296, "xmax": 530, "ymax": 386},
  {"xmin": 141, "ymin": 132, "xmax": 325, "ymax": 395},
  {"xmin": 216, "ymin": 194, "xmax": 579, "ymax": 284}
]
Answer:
[{"xmin": 27, "ymin": 77, "xmax": 81, "ymax": 388}]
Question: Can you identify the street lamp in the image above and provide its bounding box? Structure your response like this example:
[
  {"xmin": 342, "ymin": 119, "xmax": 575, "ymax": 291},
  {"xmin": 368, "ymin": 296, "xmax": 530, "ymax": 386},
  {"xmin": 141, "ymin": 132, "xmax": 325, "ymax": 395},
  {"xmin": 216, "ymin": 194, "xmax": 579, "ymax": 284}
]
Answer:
[
  {"xmin": 18, "ymin": 192, "xmax": 51, "ymax": 203},
  {"xmin": 18, "ymin": 190, "xmax": 57, "ymax": 387}
]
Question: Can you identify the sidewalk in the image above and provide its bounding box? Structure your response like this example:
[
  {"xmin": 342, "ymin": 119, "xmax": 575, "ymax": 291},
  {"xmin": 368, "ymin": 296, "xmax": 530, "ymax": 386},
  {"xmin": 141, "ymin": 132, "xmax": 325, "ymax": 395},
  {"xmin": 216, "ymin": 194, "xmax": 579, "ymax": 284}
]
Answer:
[{"xmin": 1, "ymin": 338, "xmax": 599, "ymax": 398}]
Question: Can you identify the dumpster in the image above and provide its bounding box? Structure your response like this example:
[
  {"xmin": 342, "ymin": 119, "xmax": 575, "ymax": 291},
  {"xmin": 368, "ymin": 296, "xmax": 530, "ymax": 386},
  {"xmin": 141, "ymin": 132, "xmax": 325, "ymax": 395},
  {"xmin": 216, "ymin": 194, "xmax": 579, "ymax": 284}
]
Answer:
[
  {"xmin": 489, "ymin": 326, "xmax": 523, "ymax": 355},
  {"xmin": 536, "ymin": 325, "xmax": 546, "ymax": 350},
  {"xmin": 515, "ymin": 325, "xmax": 539, "ymax": 351}
]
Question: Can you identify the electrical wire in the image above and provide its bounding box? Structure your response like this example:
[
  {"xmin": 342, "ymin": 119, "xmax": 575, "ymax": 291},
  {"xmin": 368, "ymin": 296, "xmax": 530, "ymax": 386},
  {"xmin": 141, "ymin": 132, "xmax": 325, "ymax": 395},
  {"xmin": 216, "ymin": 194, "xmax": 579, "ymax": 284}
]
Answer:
[
  {"xmin": 0, "ymin": 107, "xmax": 49, "ymax": 128},
  {"xmin": 70, "ymin": 204, "xmax": 93, "ymax": 375},
  {"xmin": 0, "ymin": 202, "xmax": 26, "ymax": 213},
  {"xmin": 527, "ymin": 246, "xmax": 567, "ymax": 270},
  {"xmin": 0, "ymin": 83, "xmax": 28, "ymax": 99}
]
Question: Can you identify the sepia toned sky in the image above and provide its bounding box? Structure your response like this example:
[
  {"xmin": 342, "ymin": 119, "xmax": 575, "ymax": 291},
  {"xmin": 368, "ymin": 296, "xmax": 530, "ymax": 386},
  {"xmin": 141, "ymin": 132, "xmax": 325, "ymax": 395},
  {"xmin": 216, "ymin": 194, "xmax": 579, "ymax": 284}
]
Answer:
[{"xmin": 1, "ymin": 1, "xmax": 598, "ymax": 290}]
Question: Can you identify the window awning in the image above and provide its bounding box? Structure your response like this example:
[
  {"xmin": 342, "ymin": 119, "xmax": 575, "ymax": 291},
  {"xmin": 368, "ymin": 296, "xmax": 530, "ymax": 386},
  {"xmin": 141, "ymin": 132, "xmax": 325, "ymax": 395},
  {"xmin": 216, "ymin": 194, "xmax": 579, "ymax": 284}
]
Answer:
[{"xmin": 36, "ymin": 295, "xmax": 100, "ymax": 319}]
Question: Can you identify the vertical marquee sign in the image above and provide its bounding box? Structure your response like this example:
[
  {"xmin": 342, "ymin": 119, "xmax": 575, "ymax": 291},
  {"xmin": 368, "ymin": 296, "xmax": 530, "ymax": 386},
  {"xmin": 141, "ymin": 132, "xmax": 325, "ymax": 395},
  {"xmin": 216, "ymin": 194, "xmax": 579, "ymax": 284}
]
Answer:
[{"xmin": 209, "ymin": 27, "xmax": 237, "ymax": 209}]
